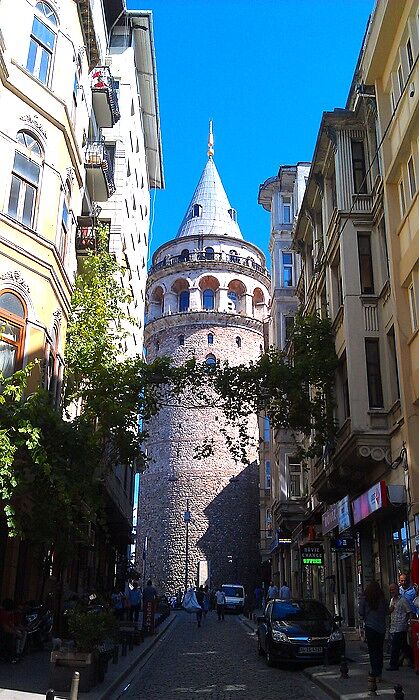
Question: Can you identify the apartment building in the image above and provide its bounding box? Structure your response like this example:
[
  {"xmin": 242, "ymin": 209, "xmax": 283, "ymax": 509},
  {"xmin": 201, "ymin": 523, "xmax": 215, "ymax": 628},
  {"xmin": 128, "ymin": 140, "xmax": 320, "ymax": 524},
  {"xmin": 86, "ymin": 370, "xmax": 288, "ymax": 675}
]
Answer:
[
  {"xmin": 292, "ymin": 0, "xmax": 418, "ymax": 626},
  {"xmin": 258, "ymin": 164, "xmax": 310, "ymax": 588},
  {"xmin": 0, "ymin": 0, "xmax": 162, "ymax": 604}
]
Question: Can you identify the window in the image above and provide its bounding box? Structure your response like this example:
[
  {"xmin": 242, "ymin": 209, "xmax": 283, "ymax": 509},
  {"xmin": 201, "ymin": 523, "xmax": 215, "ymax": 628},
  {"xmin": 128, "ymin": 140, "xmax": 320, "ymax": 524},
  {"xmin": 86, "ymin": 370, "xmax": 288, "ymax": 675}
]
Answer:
[
  {"xmin": 178, "ymin": 290, "xmax": 189, "ymax": 312},
  {"xmin": 408, "ymin": 157, "xmax": 416, "ymax": 199},
  {"xmin": 0, "ymin": 291, "xmax": 26, "ymax": 378},
  {"xmin": 180, "ymin": 248, "xmax": 190, "ymax": 262},
  {"xmin": 282, "ymin": 196, "xmax": 292, "ymax": 224},
  {"xmin": 379, "ymin": 218, "xmax": 390, "ymax": 280},
  {"xmin": 265, "ymin": 460, "xmax": 271, "ymax": 489},
  {"xmin": 71, "ymin": 73, "xmax": 79, "ymax": 123},
  {"xmin": 407, "ymin": 38, "xmax": 414, "ymax": 71},
  {"xmin": 357, "ymin": 233, "xmax": 374, "ymax": 294},
  {"xmin": 228, "ymin": 208, "xmax": 237, "ymax": 221},
  {"xmin": 399, "ymin": 177, "xmax": 406, "ymax": 216},
  {"xmin": 263, "ymin": 416, "xmax": 270, "ymax": 443},
  {"xmin": 205, "ymin": 354, "xmax": 216, "ymax": 366},
  {"xmin": 227, "ymin": 290, "xmax": 238, "ymax": 310},
  {"xmin": 229, "ymin": 249, "xmax": 239, "ymax": 263},
  {"xmin": 387, "ymin": 327, "xmax": 400, "ymax": 402},
  {"xmin": 207, "ymin": 333, "xmax": 214, "ymax": 345},
  {"xmin": 235, "ymin": 336, "xmax": 241, "ymax": 348},
  {"xmin": 204, "ymin": 247, "xmax": 214, "ymax": 260},
  {"xmin": 203, "ymin": 289, "xmax": 215, "ymax": 310},
  {"xmin": 45, "ymin": 324, "xmax": 62, "ymax": 407},
  {"xmin": 266, "ymin": 508, "xmax": 272, "ymax": 535},
  {"xmin": 408, "ymin": 283, "xmax": 418, "ymax": 332},
  {"xmin": 59, "ymin": 199, "xmax": 69, "ymax": 260},
  {"xmin": 192, "ymin": 203, "xmax": 202, "ymax": 218},
  {"xmin": 26, "ymin": 3, "xmax": 57, "ymax": 85},
  {"xmin": 288, "ymin": 456, "xmax": 303, "ymax": 498},
  {"xmin": 282, "ymin": 252, "xmax": 293, "ymax": 287},
  {"xmin": 338, "ymin": 354, "xmax": 350, "ymax": 420},
  {"xmin": 337, "ymin": 262, "xmax": 343, "ymax": 307},
  {"xmin": 365, "ymin": 339, "xmax": 384, "ymax": 408},
  {"xmin": 178, "ymin": 335, "xmax": 185, "ymax": 346},
  {"xmin": 8, "ymin": 131, "xmax": 42, "ymax": 228},
  {"xmin": 351, "ymin": 140, "xmax": 367, "ymax": 194},
  {"xmin": 397, "ymin": 64, "xmax": 404, "ymax": 95},
  {"xmin": 284, "ymin": 316, "xmax": 294, "ymax": 343}
]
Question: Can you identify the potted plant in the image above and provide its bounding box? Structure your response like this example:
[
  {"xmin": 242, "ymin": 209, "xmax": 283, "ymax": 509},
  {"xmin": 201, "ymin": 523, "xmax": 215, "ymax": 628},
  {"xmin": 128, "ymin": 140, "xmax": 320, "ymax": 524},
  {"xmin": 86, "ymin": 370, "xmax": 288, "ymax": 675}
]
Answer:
[{"xmin": 49, "ymin": 610, "xmax": 118, "ymax": 692}]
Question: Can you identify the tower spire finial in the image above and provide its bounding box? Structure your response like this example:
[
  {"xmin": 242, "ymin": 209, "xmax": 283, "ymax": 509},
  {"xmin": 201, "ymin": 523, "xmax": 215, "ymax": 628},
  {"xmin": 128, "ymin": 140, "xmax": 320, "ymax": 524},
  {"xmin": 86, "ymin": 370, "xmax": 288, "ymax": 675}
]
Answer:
[{"xmin": 207, "ymin": 119, "xmax": 214, "ymax": 158}]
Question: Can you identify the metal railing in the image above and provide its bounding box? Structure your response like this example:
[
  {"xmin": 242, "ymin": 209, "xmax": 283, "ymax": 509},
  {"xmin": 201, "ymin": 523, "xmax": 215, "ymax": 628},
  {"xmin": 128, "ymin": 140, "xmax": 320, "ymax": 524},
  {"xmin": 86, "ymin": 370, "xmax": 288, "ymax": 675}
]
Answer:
[
  {"xmin": 150, "ymin": 250, "xmax": 270, "ymax": 277},
  {"xmin": 91, "ymin": 66, "xmax": 121, "ymax": 123},
  {"xmin": 85, "ymin": 140, "xmax": 116, "ymax": 198}
]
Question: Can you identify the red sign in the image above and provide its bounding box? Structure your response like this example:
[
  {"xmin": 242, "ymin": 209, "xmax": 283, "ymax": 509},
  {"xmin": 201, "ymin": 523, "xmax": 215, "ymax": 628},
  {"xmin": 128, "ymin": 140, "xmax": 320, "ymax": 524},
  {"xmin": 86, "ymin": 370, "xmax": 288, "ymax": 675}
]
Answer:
[{"xmin": 352, "ymin": 481, "xmax": 388, "ymax": 525}]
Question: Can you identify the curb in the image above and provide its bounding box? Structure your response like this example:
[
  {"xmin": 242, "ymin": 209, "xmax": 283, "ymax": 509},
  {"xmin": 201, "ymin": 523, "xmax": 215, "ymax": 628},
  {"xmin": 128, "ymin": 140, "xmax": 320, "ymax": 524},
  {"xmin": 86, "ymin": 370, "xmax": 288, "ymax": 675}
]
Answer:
[
  {"xmin": 95, "ymin": 614, "xmax": 177, "ymax": 700},
  {"xmin": 303, "ymin": 669, "xmax": 343, "ymax": 700}
]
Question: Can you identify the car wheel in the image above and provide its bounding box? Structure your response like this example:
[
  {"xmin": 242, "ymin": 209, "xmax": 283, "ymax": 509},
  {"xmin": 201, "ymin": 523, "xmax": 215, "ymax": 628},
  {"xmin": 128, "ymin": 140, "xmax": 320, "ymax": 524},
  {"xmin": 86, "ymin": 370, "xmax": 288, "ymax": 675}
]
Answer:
[
  {"xmin": 266, "ymin": 641, "xmax": 276, "ymax": 667},
  {"xmin": 257, "ymin": 635, "xmax": 264, "ymax": 656}
]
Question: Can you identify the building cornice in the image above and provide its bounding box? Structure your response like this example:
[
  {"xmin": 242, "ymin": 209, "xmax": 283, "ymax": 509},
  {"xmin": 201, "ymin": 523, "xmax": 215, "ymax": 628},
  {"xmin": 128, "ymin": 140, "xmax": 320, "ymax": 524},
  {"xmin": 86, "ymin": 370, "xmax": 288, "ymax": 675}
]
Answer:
[{"xmin": 144, "ymin": 311, "xmax": 264, "ymax": 340}]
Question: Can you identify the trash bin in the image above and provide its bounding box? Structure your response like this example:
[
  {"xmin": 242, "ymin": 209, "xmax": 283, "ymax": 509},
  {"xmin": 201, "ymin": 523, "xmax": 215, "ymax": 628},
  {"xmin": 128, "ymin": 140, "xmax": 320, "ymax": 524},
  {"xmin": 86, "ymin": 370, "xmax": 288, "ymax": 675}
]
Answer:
[{"xmin": 411, "ymin": 619, "xmax": 419, "ymax": 674}]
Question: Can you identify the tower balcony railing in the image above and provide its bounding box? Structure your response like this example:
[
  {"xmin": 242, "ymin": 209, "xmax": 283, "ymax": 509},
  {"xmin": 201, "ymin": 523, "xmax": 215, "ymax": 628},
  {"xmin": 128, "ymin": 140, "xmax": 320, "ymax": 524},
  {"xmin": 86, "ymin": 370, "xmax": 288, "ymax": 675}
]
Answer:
[
  {"xmin": 91, "ymin": 66, "xmax": 121, "ymax": 127},
  {"xmin": 149, "ymin": 250, "xmax": 271, "ymax": 278}
]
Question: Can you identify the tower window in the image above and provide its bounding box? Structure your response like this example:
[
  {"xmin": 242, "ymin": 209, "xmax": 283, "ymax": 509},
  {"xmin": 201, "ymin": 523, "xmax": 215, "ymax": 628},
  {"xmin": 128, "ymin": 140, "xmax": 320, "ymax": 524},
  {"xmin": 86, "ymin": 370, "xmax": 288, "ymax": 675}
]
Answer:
[
  {"xmin": 178, "ymin": 290, "xmax": 189, "ymax": 312},
  {"xmin": 204, "ymin": 247, "xmax": 214, "ymax": 260},
  {"xmin": 235, "ymin": 336, "xmax": 241, "ymax": 348},
  {"xmin": 282, "ymin": 196, "xmax": 292, "ymax": 224},
  {"xmin": 208, "ymin": 333, "xmax": 214, "ymax": 345},
  {"xmin": 228, "ymin": 208, "xmax": 237, "ymax": 222},
  {"xmin": 180, "ymin": 248, "xmax": 190, "ymax": 262},
  {"xmin": 229, "ymin": 249, "xmax": 239, "ymax": 263},
  {"xmin": 205, "ymin": 354, "xmax": 216, "ymax": 366},
  {"xmin": 203, "ymin": 289, "xmax": 215, "ymax": 310},
  {"xmin": 192, "ymin": 203, "xmax": 202, "ymax": 218},
  {"xmin": 282, "ymin": 252, "xmax": 293, "ymax": 287},
  {"xmin": 178, "ymin": 335, "xmax": 185, "ymax": 346}
]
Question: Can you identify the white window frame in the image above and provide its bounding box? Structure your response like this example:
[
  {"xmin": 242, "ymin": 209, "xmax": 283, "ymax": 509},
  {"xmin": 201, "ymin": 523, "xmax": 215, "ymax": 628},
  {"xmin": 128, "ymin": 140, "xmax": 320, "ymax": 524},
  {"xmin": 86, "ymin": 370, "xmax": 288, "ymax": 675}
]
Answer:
[
  {"xmin": 282, "ymin": 195, "xmax": 292, "ymax": 224},
  {"xmin": 282, "ymin": 251, "xmax": 293, "ymax": 287},
  {"xmin": 408, "ymin": 282, "xmax": 418, "ymax": 332},
  {"xmin": 26, "ymin": 4, "xmax": 58, "ymax": 87}
]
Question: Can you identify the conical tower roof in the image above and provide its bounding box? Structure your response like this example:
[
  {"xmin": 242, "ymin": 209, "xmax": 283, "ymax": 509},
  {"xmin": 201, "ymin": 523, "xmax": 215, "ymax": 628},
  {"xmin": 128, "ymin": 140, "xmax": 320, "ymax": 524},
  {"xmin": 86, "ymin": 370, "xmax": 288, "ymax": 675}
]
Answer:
[{"xmin": 176, "ymin": 126, "xmax": 243, "ymax": 240}]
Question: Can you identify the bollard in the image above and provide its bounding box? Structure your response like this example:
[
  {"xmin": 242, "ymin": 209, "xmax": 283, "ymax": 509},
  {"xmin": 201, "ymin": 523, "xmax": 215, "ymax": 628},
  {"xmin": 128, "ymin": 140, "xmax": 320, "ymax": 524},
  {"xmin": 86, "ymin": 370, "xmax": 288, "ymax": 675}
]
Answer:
[
  {"xmin": 69, "ymin": 671, "xmax": 80, "ymax": 700},
  {"xmin": 339, "ymin": 656, "xmax": 349, "ymax": 679},
  {"xmin": 46, "ymin": 691, "xmax": 55, "ymax": 700},
  {"xmin": 394, "ymin": 685, "xmax": 404, "ymax": 700},
  {"xmin": 367, "ymin": 674, "xmax": 378, "ymax": 696}
]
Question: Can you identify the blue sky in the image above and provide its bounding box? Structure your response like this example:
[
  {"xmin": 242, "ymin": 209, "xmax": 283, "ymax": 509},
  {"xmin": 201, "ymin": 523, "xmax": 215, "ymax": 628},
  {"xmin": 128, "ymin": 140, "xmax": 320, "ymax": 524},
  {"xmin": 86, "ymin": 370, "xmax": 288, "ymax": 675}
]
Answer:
[{"xmin": 127, "ymin": 0, "xmax": 374, "ymax": 263}]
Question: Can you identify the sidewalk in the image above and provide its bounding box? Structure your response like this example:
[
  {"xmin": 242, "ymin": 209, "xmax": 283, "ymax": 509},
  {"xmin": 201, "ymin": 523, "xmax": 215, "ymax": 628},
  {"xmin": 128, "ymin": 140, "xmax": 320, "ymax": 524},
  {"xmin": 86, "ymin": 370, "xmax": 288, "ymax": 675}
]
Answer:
[
  {"xmin": 0, "ymin": 613, "xmax": 176, "ymax": 700},
  {"xmin": 239, "ymin": 614, "xmax": 419, "ymax": 698}
]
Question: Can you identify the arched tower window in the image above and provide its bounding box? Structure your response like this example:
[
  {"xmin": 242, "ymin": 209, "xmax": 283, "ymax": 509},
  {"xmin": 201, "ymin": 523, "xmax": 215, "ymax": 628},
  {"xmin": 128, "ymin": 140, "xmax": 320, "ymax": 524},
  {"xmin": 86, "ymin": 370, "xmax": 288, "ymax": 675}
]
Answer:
[
  {"xmin": 229, "ymin": 249, "xmax": 239, "ymax": 263},
  {"xmin": 203, "ymin": 289, "xmax": 215, "ymax": 310},
  {"xmin": 228, "ymin": 208, "xmax": 237, "ymax": 222},
  {"xmin": 192, "ymin": 203, "xmax": 202, "ymax": 218},
  {"xmin": 235, "ymin": 336, "xmax": 242, "ymax": 348},
  {"xmin": 227, "ymin": 290, "xmax": 238, "ymax": 310},
  {"xmin": 207, "ymin": 333, "xmax": 214, "ymax": 345},
  {"xmin": 8, "ymin": 131, "xmax": 43, "ymax": 228},
  {"xmin": 180, "ymin": 248, "xmax": 190, "ymax": 262},
  {"xmin": 0, "ymin": 290, "xmax": 27, "ymax": 378},
  {"xmin": 27, "ymin": 2, "xmax": 58, "ymax": 85},
  {"xmin": 178, "ymin": 334, "xmax": 185, "ymax": 346},
  {"xmin": 178, "ymin": 290, "xmax": 189, "ymax": 312},
  {"xmin": 205, "ymin": 354, "xmax": 216, "ymax": 366},
  {"xmin": 204, "ymin": 247, "xmax": 214, "ymax": 260}
]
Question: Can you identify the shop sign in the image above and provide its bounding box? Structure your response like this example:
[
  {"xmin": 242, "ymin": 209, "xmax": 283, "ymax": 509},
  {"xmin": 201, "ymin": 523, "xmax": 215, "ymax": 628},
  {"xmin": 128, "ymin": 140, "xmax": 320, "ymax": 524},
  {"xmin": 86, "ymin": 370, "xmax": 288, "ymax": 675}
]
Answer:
[
  {"xmin": 331, "ymin": 535, "xmax": 355, "ymax": 553},
  {"xmin": 322, "ymin": 503, "xmax": 338, "ymax": 535},
  {"xmin": 352, "ymin": 480, "xmax": 388, "ymax": 525},
  {"xmin": 338, "ymin": 496, "xmax": 351, "ymax": 533},
  {"xmin": 301, "ymin": 544, "xmax": 324, "ymax": 566}
]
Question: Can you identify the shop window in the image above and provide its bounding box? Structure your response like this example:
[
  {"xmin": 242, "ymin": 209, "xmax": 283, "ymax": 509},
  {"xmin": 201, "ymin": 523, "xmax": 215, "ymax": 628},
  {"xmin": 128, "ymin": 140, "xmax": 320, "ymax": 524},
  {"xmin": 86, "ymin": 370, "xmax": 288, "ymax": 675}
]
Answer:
[
  {"xmin": 357, "ymin": 233, "xmax": 374, "ymax": 294},
  {"xmin": 365, "ymin": 338, "xmax": 384, "ymax": 408},
  {"xmin": 0, "ymin": 291, "xmax": 26, "ymax": 378}
]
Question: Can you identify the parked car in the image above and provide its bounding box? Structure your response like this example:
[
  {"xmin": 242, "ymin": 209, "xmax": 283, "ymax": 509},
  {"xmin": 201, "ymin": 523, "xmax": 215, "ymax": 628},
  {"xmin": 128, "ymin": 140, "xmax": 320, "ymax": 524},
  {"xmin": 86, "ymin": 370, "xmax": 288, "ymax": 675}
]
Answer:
[
  {"xmin": 221, "ymin": 584, "xmax": 245, "ymax": 613},
  {"xmin": 257, "ymin": 598, "xmax": 344, "ymax": 666}
]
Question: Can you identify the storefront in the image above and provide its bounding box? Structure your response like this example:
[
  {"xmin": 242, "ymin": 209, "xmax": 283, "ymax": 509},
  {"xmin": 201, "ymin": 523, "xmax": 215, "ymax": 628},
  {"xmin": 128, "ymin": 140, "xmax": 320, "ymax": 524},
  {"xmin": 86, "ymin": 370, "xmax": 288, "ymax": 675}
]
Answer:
[
  {"xmin": 322, "ymin": 496, "xmax": 356, "ymax": 625},
  {"xmin": 300, "ymin": 543, "xmax": 325, "ymax": 602}
]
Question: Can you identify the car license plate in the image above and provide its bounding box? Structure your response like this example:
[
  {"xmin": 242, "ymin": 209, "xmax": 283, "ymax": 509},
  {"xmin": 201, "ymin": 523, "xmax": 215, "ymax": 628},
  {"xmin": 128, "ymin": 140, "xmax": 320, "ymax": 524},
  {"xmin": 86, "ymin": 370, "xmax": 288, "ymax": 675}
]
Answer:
[{"xmin": 299, "ymin": 646, "xmax": 323, "ymax": 654}]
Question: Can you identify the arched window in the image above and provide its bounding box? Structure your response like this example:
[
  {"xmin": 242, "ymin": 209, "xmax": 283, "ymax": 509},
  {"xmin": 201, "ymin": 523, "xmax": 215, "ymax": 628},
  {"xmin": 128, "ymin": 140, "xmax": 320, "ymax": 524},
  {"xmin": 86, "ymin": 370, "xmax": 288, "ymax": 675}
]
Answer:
[
  {"xmin": 180, "ymin": 248, "xmax": 190, "ymax": 262},
  {"xmin": 228, "ymin": 208, "xmax": 237, "ymax": 222},
  {"xmin": 178, "ymin": 290, "xmax": 189, "ymax": 312},
  {"xmin": 235, "ymin": 336, "xmax": 242, "ymax": 348},
  {"xmin": 207, "ymin": 333, "xmax": 214, "ymax": 345},
  {"xmin": 192, "ymin": 203, "xmax": 202, "ymax": 218},
  {"xmin": 155, "ymin": 340, "xmax": 160, "ymax": 352},
  {"xmin": 203, "ymin": 289, "xmax": 215, "ymax": 310},
  {"xmin": 205, "ymin": 354, "xmax": 216, "ymax": 366},
  {"xmin": 27, "ymin": 2, "xmax": 58, "ymax": 85},
  {"xmin": 8, "ymin": 131, "xmax": 43, "ymax": 228},
  {"xmin": 178, "ymin": 335, "xmax": 185, "ymax": 346},
  {"xmin": 229, "ymin": 249, "xmax": 239, "ymax": 263},
  {"xmin": 227, "ymin": 290, "xmax": 238, "ymax": 310},
  {"xmin": 0, "ymin": 291, "xmax": 26, "ymax": 378},
  {"xmin": 58, "ymin": 178, "xmax": 71, "ymax": 261},
  {"xmin": 204, "ymin": 247, "xmax": 214, "ymax": 260}
]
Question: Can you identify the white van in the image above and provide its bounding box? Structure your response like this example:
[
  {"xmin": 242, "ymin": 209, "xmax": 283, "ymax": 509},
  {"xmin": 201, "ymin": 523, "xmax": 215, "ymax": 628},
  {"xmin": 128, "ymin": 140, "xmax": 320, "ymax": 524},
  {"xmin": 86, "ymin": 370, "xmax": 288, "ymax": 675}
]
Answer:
[{"xmin": 221, "ymin": 584, "xmax": 245, "ymax": 613}]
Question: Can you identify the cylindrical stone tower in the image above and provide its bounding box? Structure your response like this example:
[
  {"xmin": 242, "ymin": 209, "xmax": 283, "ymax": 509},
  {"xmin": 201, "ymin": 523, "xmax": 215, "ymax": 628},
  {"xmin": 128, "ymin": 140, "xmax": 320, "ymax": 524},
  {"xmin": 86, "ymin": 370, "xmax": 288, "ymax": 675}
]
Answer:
[{"xmin": 137, "ymin": 132, "xmax": 270, "ymax": 595}]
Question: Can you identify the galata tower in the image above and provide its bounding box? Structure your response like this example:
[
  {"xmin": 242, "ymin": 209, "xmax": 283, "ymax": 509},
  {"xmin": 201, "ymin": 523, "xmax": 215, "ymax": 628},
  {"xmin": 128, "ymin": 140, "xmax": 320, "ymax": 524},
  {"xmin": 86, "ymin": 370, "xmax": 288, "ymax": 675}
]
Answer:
[{"xmin": 137, "ymin": 125, "xmax": 270, "ymax": 594}]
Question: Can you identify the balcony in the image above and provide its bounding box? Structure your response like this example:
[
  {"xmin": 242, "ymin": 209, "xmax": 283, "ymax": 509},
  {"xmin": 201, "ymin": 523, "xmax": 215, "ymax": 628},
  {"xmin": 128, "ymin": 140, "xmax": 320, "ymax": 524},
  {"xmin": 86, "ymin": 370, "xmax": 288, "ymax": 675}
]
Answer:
[
  {"xmin": 84, "ymin": 140, "xmax": 116, "ymax": 202},
  {"xmin": 76, "ymin": 216, "xmax": 98, "ymax": 254},
  {"xmin": 149, "ymin": 250, "xmax": 271, "ymax": 279},
  {"xmin": 91, "ymin": 66, "xmax": 120, "ymax": 127}
]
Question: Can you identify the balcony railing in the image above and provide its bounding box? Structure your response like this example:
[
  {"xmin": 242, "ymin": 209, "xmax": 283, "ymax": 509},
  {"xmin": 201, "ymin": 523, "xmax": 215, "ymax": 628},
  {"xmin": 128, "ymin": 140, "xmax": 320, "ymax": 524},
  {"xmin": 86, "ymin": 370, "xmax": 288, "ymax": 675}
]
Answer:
[
  {"xmin": 84, "ymin": 140, "xmax": 116, "ymax": 201},
  {"xmin": 150, "ymin": 250, "xmax": 271, "ymax": 278},
  {"xmin": 91, "ymin": 66, "xmax": 120, "ymax": 127},
  {"xmin": 76, "ymin": 216, "xmax": 98, "ymax": 253}
]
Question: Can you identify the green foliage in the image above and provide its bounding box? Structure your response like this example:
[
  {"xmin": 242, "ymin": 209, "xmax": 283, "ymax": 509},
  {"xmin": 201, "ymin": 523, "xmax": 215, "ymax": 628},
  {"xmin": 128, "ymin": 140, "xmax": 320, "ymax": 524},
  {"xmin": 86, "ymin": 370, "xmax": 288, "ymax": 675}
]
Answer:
[{"xmin": 68, "ymin": 609, "xmax": 119, "ymax": 652}]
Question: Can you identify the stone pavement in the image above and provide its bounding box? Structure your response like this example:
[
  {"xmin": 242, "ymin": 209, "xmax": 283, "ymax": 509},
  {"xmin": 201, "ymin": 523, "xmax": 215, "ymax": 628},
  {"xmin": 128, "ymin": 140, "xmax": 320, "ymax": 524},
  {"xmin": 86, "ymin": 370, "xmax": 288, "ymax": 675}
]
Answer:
[
  {"xmin": 240, "ymin": 613, "xmax": 419, "ymax": 699},
  {"xmin": 0, "ymin": 614, "xmax": 175, "ymax": 699},
  {"xmin": 114, "ymin": 610, "xmax": 329, "ymax": 700}
]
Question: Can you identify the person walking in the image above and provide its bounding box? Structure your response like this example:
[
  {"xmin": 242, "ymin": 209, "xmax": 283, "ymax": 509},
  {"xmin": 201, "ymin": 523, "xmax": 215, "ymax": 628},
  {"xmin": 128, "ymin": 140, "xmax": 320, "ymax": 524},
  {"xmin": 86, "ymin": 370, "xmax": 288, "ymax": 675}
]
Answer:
[
  {"xmin": 111, "ymin": 587, "xmax": 126, "ymax": 620},
  {"xmin": 195, "ymin": 585, "xmax": 205, "ymax": 627},
  {"xmin": 128, "ymin": 581, "xmax": 142, "ymax": 625},
  {"xmin": 279, "ymin": 581, "xmax": 291, "ymax": 601},
  {"xmin": 215, "ymin": 587, "xmax": 226, "ymax": 621},
  {"xmin": 358, "ymin": 581, "xmax": 387, "ymax": 679},
  {"xmin": 267, "ymin": 581, "xmax": 278, "ymax": 600},
  {"xmin": 203, "ymin": 585, "xmax": 210, "ymax": 618},
  {"xmin": 386, "ymin": 582, "xmax": 413, "ymax": 671},
  {"xmin": 399, "ymin": 572, "xmax": 418, "ymax": 612},
  {"xmin": 142, "ymin": 579, "xmax": 158, "ymax": 635}
]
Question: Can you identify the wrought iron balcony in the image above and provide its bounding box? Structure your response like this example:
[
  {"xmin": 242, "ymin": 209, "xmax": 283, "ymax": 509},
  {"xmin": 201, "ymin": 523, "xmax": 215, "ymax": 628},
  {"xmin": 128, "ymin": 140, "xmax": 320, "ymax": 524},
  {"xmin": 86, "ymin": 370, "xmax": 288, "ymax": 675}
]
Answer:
[
  {"xmin": 149, "ymin": 250, "xmax": 271, "ymax": 278},
  {"xmin": 84, "ymin": 140, "xmax": 116, "ymax": 201},
  {"xmin": 91, "ymin": 66, "xmax": 120, "ymax": 127},
  {"xmin": 75, "ymin": 216, "xmax": 98, "ymax": 254}
]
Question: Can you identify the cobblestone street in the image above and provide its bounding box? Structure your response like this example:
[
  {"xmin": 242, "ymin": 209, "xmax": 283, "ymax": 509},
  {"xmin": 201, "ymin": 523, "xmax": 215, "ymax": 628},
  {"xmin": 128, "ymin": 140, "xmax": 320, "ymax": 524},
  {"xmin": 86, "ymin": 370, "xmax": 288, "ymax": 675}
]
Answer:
[{"xmin": 119, "ymin": 612, "xmax": 328, "ymax": 700}]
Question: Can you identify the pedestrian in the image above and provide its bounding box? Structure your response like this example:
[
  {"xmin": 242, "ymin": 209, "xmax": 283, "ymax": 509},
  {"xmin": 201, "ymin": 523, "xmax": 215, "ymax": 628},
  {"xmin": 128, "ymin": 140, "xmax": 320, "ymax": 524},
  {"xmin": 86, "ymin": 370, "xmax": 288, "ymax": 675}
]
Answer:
[
  {"xmin": 386, "ymin": 582, "xmax": 413, "ymax": 671},
  {"xmin": 0, "ymin": 599, "xmax": 25, "ymax": 663},
  {"xmin": 215, "ymin": 586, "xmax": 226, "ymax": 621},
  {"xmin": 196, "ymin": 585, "xmax": 205, "ymax": 627},
  {"xmin": 203, "ymin": 585, "xmax": 210, "ymax": 618},
  {"xmin": 279, "ymin": 581, "xmax": 291, "ymax": 601},
  {"xmin": 267, "ymin": 580, "xmax": 278, "ymax": 600},
  {"xmin": 142, "ymin": 579, "xmax": 158, "ymax": 635},
  {"xmin": 399, "ymin": 572, "xmax": 418, "ymax": 612},
  {"xmin": 111, "ymin": 587, "xmax": 126, "ymax": 620},
  {"xmin": 358, "ymin": 581, "xmax": 387, "ymax": 680},
  {"xmin": 128, "ymin": 580, "xmax": 142, "ymax": 625}
]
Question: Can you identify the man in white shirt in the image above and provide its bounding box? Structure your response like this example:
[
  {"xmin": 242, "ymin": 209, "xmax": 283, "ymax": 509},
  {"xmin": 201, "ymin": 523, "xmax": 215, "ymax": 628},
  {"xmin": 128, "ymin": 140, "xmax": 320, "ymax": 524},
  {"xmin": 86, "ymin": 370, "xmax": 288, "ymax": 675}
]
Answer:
[
  {"xmin": 279, "ymin": 581, "xmax": 291, "ymax": 601},
  {"xmin": 386, "ymin": 582, "xmax": 412, "ymax": 670},
  {"xmin": 215, "ymin": 588, "xmax": 226, "ymax": 621}
]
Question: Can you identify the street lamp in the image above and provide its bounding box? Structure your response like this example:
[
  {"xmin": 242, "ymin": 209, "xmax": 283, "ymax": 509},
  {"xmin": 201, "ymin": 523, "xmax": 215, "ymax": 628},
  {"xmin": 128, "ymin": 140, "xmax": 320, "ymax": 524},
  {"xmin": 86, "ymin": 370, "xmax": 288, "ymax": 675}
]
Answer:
[{"xmin": 183, "ymin": 499, "xmax": 191, "ymax": 591}]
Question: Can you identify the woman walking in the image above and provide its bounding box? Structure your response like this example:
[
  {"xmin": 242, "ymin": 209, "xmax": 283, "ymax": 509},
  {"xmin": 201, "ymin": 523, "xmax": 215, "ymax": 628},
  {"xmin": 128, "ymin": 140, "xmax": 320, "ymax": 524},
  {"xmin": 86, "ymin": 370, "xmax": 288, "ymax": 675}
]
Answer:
[{"xmin": 359, "ymin": 581, "xmax": 387, "ymax": 679}]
